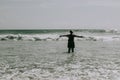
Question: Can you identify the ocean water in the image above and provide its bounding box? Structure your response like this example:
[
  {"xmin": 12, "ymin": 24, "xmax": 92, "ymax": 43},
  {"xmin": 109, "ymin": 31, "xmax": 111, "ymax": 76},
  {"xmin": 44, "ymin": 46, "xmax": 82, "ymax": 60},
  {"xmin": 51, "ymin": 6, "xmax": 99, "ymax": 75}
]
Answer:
[
  {"xmin": 0, "ymin": 29, "xmax": 120, "ymax": 41},
  {"xmin": 0, "ymin": 29, "xmax": 120, "ymax": 80}
]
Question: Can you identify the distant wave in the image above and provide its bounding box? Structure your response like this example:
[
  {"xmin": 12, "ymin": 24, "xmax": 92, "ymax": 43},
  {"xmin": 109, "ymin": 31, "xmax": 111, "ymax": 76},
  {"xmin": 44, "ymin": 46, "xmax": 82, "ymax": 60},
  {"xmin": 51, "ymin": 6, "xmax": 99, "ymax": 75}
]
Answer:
[
  {"xmin": 75, "ymin": 29, "xmax": 120, "ymax": 34},
  {"xmin": 0, "ymin": 34, "xmax": 120, "ymax": 41},
  {"xmin": 0, "ymin": 29, "xmax": 120, "ymax": 34},
  {"xmin": 0, "ymin": 29, "xmax": 120, "ymax": 41}
]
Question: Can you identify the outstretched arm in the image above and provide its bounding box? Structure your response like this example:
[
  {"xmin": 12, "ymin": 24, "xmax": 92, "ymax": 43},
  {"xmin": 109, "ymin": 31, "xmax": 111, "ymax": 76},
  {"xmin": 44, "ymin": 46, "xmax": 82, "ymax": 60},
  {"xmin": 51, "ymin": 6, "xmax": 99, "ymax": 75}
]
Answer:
[
  {"xmin": 59, "ymin": 35, "xmax": 68, "ymax": 37},
  {"xmin": 74, "ymin": 35, "xmax": 85, "ymax": 38}
]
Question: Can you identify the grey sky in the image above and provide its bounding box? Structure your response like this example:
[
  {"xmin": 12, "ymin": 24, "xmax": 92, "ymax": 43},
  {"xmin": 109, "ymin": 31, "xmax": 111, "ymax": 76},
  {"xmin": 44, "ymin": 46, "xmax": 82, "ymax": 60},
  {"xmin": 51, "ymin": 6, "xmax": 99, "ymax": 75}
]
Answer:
[{"xmin": 0, "ymin": 0, "xmax": 120, "ymax": 29}]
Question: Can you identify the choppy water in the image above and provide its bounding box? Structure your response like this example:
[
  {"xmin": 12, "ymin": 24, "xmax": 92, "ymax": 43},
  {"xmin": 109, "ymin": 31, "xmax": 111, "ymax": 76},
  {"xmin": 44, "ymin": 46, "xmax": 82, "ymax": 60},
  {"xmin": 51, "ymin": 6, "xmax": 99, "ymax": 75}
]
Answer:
[
  {"xmin": 0, "ymin": 41, "xmax": 120, "ymax": 80},
  {"xmin": 0, "ymin": 29, "xmax": 120, "ymax": 41}
]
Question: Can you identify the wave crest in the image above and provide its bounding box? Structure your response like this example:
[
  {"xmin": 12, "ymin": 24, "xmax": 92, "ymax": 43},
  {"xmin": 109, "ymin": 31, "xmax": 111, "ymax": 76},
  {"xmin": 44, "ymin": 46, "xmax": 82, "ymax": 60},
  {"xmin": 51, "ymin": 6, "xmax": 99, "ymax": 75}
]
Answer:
[{"xmin": 0, "ymin": 34, "xmax": 120, "ymax": 41}]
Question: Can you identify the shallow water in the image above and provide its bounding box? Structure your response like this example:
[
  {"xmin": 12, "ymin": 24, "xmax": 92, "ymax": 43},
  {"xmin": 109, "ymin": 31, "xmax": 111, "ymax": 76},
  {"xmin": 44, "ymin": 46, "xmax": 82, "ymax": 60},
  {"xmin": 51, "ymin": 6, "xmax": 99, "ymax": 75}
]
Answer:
[{"xmin": 0, "ymin": 41, "xmax": 120, "ymax": 80}]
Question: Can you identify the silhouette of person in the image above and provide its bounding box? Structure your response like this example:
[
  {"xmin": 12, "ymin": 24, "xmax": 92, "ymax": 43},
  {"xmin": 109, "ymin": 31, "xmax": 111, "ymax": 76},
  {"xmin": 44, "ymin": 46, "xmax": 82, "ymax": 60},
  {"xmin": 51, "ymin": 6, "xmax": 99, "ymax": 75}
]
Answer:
[{"xmin": 60, "ymin": 30, "xmax": 84, "ymax": 53}]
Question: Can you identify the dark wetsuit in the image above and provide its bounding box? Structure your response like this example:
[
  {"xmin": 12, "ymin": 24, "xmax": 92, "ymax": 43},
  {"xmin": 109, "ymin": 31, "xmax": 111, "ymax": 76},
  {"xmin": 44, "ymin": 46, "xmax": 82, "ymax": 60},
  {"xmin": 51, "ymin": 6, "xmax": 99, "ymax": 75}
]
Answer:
[
  {"xmin": 60, "ymin": 32, "xmax": 84, "ymax": 53},
  {"xmin": 67, "ymin": 34, "xmax": 75, "ymax": 48}
]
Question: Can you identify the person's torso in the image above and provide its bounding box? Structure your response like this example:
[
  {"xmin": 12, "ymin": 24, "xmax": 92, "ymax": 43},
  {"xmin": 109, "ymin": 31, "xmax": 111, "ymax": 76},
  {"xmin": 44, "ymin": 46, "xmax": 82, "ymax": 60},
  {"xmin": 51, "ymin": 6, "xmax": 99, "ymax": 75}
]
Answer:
[{"xmin": 68, "ymin": 35, "xmax": 74, "ymax": 42}]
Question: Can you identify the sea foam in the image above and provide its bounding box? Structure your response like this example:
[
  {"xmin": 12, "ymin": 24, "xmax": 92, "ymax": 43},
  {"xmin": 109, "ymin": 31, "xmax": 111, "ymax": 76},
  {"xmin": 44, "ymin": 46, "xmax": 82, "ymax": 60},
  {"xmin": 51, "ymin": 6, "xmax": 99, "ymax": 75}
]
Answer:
[
  {"xmin": 0, "ymin": 33, "xmax": 120, "ymax": 41},
  {"xmin": 0, "ymin": 29, "xmax": 120, "ymax": 41}
]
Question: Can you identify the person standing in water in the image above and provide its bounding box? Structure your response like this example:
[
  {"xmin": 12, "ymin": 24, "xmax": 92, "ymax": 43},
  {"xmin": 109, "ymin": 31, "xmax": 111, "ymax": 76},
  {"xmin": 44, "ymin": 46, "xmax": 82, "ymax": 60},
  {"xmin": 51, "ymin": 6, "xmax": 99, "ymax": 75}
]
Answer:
[{"xmin": 60, "ymin": 30, "xmax": 84, "ymax": 53}]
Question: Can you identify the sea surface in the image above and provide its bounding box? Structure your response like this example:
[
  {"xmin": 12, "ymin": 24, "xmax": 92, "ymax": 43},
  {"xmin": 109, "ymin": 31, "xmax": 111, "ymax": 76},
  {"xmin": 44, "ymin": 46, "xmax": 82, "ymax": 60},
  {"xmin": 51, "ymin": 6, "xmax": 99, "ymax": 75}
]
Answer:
[
  {"xmin": 0, "ymin": 29, "xmax": 120, "ymax": 80},
  {"xmin": 0, "ymin": 29, "xmax": 120, "ymax": 41}
]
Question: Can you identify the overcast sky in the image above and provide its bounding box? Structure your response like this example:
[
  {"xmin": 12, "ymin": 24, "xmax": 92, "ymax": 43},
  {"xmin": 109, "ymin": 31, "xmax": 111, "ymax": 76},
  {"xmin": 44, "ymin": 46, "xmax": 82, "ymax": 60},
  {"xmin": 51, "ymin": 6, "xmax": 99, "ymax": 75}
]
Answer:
[{"xmin": 0, "ymin": 0, "xmax": 120, "ymax": 29}]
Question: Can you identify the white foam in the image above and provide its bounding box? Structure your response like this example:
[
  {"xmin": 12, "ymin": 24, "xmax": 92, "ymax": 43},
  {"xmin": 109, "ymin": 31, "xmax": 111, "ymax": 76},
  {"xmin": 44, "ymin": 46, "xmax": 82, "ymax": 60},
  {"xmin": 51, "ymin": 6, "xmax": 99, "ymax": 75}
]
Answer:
[{"xmin": 0, "ymin": 33, "xmax": 120, "ymax": 41}]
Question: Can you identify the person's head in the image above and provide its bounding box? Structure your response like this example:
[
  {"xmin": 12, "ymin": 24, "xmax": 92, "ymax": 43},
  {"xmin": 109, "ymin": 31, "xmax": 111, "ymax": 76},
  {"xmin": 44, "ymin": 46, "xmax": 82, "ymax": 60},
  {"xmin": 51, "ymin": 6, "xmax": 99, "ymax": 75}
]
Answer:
[{"xmin": 69, "ymin": 30, "xmax": 73, "ymax": 34}]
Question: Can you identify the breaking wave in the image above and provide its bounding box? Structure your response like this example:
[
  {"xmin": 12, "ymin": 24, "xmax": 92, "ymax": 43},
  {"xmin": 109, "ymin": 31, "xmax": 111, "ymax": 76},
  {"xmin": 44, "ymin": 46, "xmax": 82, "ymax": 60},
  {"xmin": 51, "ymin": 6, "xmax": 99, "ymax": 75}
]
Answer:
[
  {"xmin": 0, "ymin": 33, "xmax": 120, "ymax": 41},
  {"xmin": 0, "ymin": 29, "xmax": 120, "ymax": 41}
]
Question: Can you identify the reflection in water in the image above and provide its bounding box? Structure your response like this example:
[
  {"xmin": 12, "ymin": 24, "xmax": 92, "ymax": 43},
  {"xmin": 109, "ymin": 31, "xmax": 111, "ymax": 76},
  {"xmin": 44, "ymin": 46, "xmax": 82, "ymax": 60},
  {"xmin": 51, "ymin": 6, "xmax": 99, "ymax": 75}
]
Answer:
[
  {"xmin": 65, "ymin": 53, "xmax": 75, "ymax": 64},
  {"xmin": 58, "ymin": 53, "xmax": 75, "ymax": 67}
]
